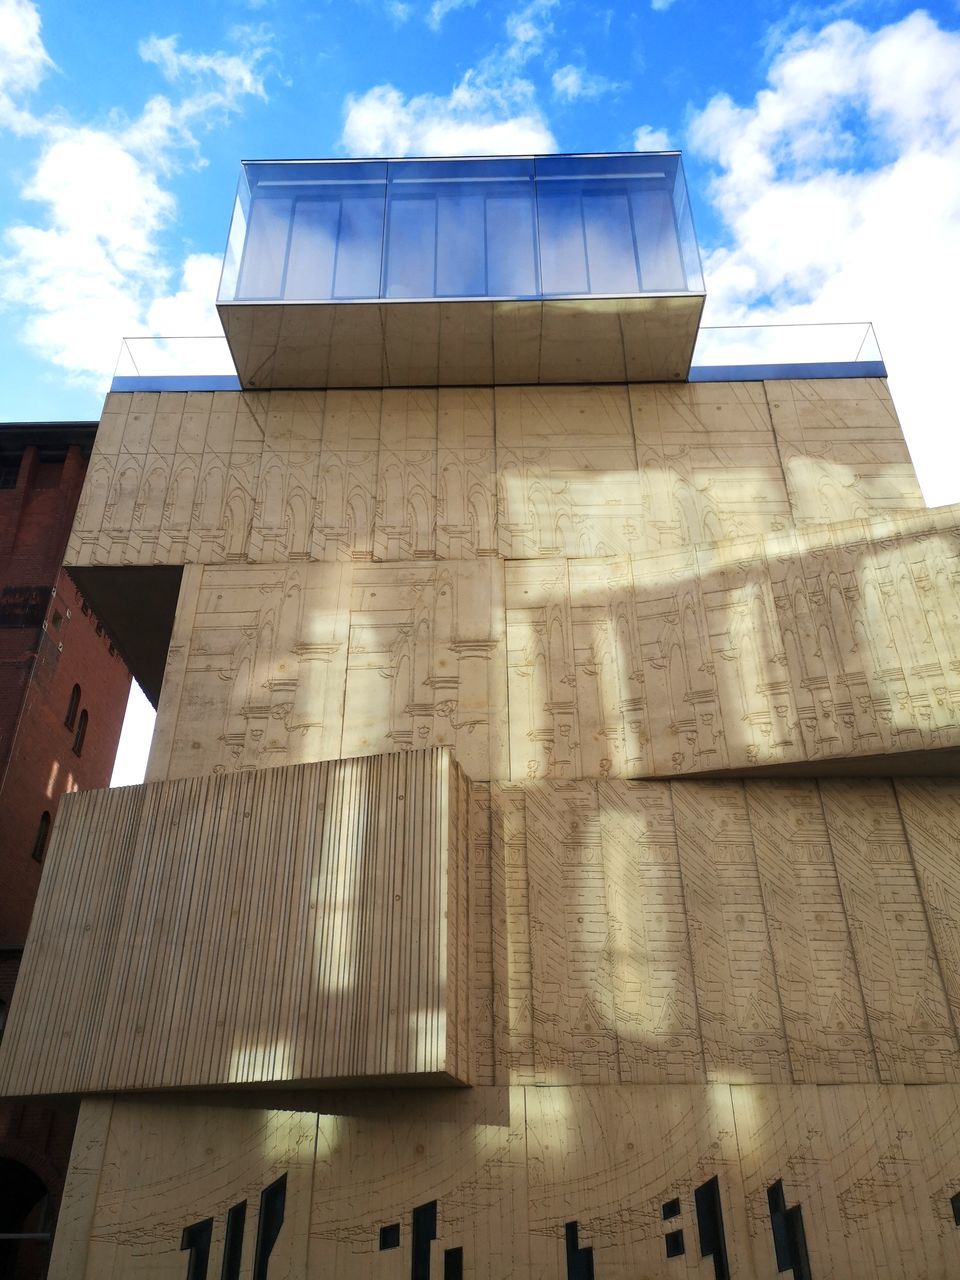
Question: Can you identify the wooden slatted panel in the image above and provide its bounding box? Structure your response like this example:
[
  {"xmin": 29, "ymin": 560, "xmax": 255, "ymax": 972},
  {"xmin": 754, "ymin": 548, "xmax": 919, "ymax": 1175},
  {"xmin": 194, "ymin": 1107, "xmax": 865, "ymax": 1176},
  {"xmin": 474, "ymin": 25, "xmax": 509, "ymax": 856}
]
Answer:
[{"xmin": 0, "ymin": 747, "xmax": 469, "ymax": 1096}]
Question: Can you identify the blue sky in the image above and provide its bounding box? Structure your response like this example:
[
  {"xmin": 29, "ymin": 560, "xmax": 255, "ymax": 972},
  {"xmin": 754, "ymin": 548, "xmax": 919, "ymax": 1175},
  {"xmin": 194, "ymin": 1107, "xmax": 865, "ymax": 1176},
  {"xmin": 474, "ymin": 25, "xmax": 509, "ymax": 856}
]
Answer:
[{"xmin": 0, "ymin": 0, "xmax": 958, "ymax": 504}]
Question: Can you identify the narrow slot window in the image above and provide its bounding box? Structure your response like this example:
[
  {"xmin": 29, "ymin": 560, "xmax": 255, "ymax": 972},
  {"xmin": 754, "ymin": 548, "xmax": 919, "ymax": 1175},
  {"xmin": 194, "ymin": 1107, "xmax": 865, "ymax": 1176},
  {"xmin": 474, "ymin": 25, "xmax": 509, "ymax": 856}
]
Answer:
[
  {"xmin": 65, "ymin": 683, "xmax": 81, "ymax": 730},
  {"xmin": 72, "ymin": 709, "xmax": 88, "ymax": 757}
]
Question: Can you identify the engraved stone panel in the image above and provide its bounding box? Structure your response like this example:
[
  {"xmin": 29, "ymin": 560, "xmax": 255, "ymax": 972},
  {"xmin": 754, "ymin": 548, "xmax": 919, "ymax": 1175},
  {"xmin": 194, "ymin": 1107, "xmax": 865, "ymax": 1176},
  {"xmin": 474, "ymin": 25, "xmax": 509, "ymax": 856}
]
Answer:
[{"xmin": 821, "ymin": 778, "xmax": 960, "ymax": 1083}]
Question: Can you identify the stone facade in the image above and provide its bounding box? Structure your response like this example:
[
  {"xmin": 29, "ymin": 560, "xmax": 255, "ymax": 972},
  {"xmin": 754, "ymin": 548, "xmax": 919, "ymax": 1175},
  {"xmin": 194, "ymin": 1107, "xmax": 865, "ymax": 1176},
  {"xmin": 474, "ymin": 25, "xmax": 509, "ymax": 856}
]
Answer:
[{"xmin": 4, "ymin": 379, "xmax": 960, "ymax": 1278}]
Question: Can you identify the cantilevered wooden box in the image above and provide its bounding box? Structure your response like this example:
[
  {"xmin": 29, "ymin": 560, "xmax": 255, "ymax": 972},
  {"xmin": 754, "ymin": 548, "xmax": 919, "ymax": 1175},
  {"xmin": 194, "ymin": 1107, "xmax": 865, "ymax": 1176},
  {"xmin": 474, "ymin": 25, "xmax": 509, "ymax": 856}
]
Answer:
[{"xmin": 0, "ymin": 746, "xmax": 469, "ymax": 1094}]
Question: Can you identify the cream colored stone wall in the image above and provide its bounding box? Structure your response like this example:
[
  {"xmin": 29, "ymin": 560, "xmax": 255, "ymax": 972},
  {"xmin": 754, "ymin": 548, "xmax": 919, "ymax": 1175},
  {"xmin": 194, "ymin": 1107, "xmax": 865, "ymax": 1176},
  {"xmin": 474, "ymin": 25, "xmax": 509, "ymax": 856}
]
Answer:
[
  {"xmin": 50, "ymin": 1086, "xmax": 960, "ymax": 1279},
  {"xmin": 30, "ymin": 375, "xmax": 960, "ymax": 1277},
  {"xmin": 63, "ymin": 383, "xmax": 960, "ymax": 783},
  {"xmin": 66, "ymin": 380, "xmax": 921, "ymax": 571}
]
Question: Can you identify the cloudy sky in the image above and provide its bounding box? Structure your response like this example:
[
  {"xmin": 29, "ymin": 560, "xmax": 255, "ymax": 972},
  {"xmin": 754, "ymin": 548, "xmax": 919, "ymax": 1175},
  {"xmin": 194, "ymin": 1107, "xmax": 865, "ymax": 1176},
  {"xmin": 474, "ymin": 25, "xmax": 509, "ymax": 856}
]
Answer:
[{"xmin": 1, "ymin": 0, "xmax": 958, "ymax": 778}]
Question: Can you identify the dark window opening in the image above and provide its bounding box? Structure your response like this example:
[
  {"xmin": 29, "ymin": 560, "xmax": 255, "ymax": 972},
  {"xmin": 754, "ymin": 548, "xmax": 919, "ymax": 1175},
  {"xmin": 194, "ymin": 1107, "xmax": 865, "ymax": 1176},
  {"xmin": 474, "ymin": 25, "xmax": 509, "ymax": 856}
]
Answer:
[
  {"xmin": 32, "ymin": 811, "xmax": 51, "ymax": 863},
  {"xmin": 768, "ymin": 1180, "xmax": 812, "ymax": 1280},
  {"xmin": 565, "ymin": 1221, "xmax": 595, "ymax": 1280},
  {"xmin": 665, "ymin": 1230, "xmax": 685, "ymax": 1258},
  {"xmin": 379, "ymin": 1223, "xmax": 400, "ymax": 1250},
  {"xmin": 695, "ymin": 1177, "xmax": 730, "ymax": 1280},
  {"xmin": 72, "ymin": 708, "xmax": 88, "ymax": 757},
  {"xmin": 221, "ymin": 1201, "xmax": 246, "ymax": 1280},
  {"xmin": 180, "ymin": 1217, "xmax": 213, "ymax": 1280},
  {"xmin": 65, "ymin": 683, "xmax": 81, "ymax": 730},
  {"xmin": 252, "ymin": 1174, "xmax": 286, "ymax": 1280},
  {"xmin": 412, "ymin": 1201, "xmax": 438, "ymax": 1280},
  {"xmin": 0, "ymin": 1158, "xmax": 53, "ymax": 1278}
]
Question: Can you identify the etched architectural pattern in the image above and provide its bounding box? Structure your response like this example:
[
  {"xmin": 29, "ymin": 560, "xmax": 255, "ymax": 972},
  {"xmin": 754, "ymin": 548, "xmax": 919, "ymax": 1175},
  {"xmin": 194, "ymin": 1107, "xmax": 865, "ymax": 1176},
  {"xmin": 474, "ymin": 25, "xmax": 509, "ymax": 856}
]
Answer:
[{"xmin": 6, "ymin": 370, "xmax": 960, "ymax": 1278}]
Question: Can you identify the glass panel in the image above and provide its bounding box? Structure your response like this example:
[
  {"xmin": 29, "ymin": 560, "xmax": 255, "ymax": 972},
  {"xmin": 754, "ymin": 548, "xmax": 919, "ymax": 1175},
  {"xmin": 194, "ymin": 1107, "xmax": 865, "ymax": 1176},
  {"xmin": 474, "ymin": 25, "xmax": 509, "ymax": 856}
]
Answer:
[
  {"xmin": 331, "ymin": 191, "xmax": 384, "ymax": 298},
  {"xmin": 537, "ymin": 189, "xmax": 588, "ymax": 294},
  {"xmin": 673, "ymin": 163, "xmax": 705, "ymax": 293},
  {"xmin": 384, "ymin": 158, "xmax": 537, "ymax": 300},
  {"xmin": 486, "ymin": 194, "xmax": 538, "ymax": 296},
  {"xmin": 436, "ymin": 191, "xmax": 485, "ymax": 296},
  {"xmin": 384, "ymin": 197, "xmax": 437, "ymax": 298},
  {"xmin": 583, "ymin": 192, "xmax": 639, "ymax": 293},
  {"xmin": 231, "ymin": 161, "xmax": 387, "ymax": 302},
  {"xmin": 236, "ymin": 197, "xmax": 291, "ymax": 299},
  {"xmin": 284, "ymin": 200, "xmax": 340, "ymax": 299},
  {"xmin": 630, "ymin": 190, "xmax": 684, "ymax": 291},
  {"xmin": 223, "ymin": 155, "xmax": 702, "ymax": 303},
  {"xmin": 219, "ymin": 175, "xmax": 250, "ymax": 302},
  {"xmin": 536, "ymin": 153, "xmax": 693, "ymax": 297}
]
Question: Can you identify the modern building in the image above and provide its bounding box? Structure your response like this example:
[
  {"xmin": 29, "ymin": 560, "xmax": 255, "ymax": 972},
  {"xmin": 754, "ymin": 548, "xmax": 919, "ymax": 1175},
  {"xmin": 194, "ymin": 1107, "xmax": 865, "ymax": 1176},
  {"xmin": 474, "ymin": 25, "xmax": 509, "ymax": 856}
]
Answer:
[
  {"xmin": 2, "ymin": 152, "xmax": 960, "ymax": 1278},
  {"xmin": 0, "ymin": 421, "xmax": 131, "ymax": 1279}
]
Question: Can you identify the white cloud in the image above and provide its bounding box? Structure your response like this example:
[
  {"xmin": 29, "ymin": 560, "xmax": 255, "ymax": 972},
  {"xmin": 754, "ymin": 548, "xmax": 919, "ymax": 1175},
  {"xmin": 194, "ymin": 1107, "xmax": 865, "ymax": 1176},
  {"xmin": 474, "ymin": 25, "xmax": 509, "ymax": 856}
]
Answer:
[
  {"xmin": 343, "ymin": 0, "xmax": 557, "ymax": 157},
  {"xmin": 650, "ymin": 0, "xmax": 677, "ymax": 10},
  {"xmin": 504, "ymin": 0, "xmax": 557, "ymax": 62},
  {"xmin": 139, "ymin": 33, "xmax": 266, "ymax": 99},
  {"xmin": 388, "ymin": 0, "xmax": 412, "ymax": 22},
  {"xmin": 689, "ymin": 10, "xmax": 960, "ymax": 506},
  {"xmin": 146, "ymin": 253, "xmax": 224, "ymax": 336},
  {"xmin": 342, "ymin": 80, "xmax": 555, "ymax": 155},
  {"xmin": 633, "ymin": 123, "xmax": 671, "ymax": 150},
  {"xmin": 131, "ymin": 30, "xmax": 270, "ymax": 167},
  {"xmin": 551, "ymin": 64, "xmax": 622, "ymax": 102},
  {"xmin": 0, "ymin": 0, "xmax": 51, "ymax": 132},
  {"xmin": 0, "ymin": 8, "xmax": 270, "ymax": 388},
  {"xmin": 427, "ymin": 0, "xmax": 476, "ymax": 31}
]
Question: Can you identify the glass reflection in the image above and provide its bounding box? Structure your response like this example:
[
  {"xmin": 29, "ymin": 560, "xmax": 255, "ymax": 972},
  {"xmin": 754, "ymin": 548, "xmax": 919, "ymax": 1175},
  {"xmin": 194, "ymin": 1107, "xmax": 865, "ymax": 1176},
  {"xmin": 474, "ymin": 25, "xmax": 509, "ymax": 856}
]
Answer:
[
  {"xmin": 235, "ymin": 161, "xmax": 386, "ymax": 301},
  {"xmin": 534, "ymin": 153, "xmax": 690, "ymax": 295},
  {"xmin": 382, "ymin": 158, "xmax": 538, "ymax": 299},
  {"xmin": 224, "ymin": 153, "xmax": 703, "ymax": 304},
  {"xmin": 236, "ymin": 196, "xmax": 291, "ymax": 299}
]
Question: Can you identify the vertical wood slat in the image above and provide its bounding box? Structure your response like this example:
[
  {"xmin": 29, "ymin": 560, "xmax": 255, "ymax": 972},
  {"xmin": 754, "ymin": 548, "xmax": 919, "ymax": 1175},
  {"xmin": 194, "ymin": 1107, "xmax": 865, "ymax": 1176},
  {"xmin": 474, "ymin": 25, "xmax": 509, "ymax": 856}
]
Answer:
[{"xmin": 0, "ymin": 746, "xmax": 469, "ymax": 1096}]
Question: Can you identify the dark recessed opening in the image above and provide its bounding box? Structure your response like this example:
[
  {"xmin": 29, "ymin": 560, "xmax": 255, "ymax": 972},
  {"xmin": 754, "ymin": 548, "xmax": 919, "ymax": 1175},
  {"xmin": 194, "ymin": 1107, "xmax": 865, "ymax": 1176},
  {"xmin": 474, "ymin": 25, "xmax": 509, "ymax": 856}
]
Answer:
[{"xmin": 66, "ymin": 565, "xmax": 183, "ymax": 708}]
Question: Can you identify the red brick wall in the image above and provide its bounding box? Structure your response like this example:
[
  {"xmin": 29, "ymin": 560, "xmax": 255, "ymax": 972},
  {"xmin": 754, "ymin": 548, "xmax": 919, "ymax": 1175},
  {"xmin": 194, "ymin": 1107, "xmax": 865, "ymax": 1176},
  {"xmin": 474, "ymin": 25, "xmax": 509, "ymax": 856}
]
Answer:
[
  {"xmin": 0, "ymin": 572, "xmax": 131, "ymax": 943},
  {"xmin": 0, "ymin": 442, "xmax": 132, "ymax": 944},
  {"xmin": 0, "ymin": 446, "xmax": 86, "ymax": 773}
]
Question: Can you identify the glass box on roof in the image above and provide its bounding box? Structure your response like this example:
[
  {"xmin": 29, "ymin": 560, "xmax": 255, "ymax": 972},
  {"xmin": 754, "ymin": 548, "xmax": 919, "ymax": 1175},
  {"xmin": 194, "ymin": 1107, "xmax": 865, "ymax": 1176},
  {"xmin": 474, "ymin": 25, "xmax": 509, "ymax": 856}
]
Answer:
[{"xmin": 217, "ymin": 152, "xmax": 705, "ymax": 388}]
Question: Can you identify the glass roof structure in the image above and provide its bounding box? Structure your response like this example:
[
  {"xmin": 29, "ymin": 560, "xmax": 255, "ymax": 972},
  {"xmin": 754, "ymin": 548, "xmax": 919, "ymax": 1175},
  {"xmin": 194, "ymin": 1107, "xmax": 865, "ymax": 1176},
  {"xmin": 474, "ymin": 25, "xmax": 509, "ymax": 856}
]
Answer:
[
  {"xmin": 219, "ymin": 153, "xmax": 703, "ymax": 306},
  {"xmin": 216, "ymin": 152, "xmax": 707, "ymax": 388}
]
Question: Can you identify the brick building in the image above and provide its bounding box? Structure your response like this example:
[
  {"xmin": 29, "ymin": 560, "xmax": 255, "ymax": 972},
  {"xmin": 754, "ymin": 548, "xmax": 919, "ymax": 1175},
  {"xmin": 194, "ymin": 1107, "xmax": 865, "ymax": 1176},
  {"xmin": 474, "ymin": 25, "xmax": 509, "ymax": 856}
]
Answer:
[{"xmin": 0, "ymin": 422, "xmax": 131, "ymax": 1279}]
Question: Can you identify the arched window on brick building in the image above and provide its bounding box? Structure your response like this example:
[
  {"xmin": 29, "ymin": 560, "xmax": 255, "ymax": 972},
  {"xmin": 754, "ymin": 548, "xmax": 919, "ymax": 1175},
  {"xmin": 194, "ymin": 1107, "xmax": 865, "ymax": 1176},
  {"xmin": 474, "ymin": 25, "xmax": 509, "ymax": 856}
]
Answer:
[
  {"xmin": 64, "ymin": 683, "xmax": 81, "ymax": 731},
  {"xmin": 32, "ymin": 811, "xmax": 51, "ymax": 863}
]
